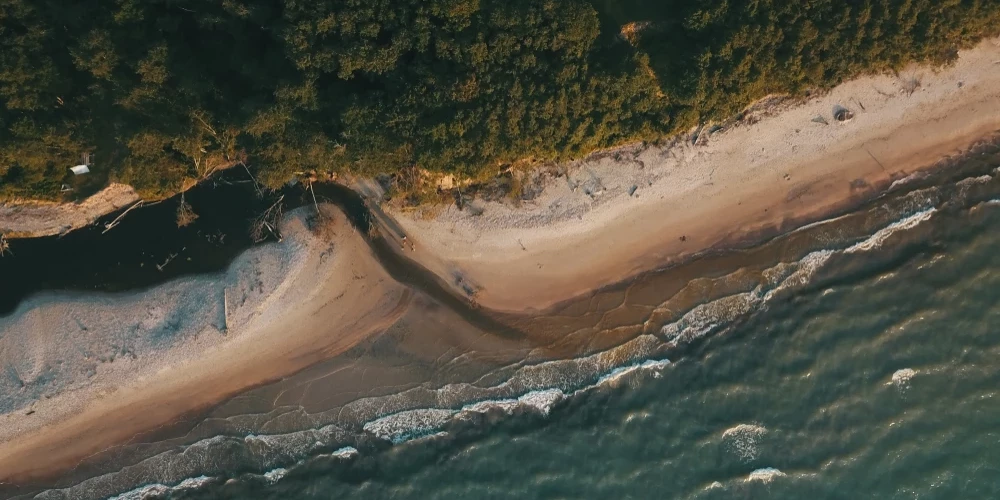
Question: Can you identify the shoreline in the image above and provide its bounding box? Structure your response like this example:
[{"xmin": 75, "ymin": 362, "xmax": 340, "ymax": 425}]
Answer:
[
  {"xmin": 0, "ymin": 207, "xmax": 410, "ymax": 487},
  {"xmin": 389, "ymin": 38, "xmax": 1000, "ymax": 313},
  {"xmin": 0, "ymin": 36, "xmax": 998, "ymax": 497}
]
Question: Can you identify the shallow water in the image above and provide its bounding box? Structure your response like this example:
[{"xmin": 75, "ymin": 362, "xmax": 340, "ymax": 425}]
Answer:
[
  {"xmin": 188, "ymin": 191, "xmax": 999, "ymax": 500},
  {"xmin": 9, "ymin": 145, "xmax": 1000, "ymax": 499}
]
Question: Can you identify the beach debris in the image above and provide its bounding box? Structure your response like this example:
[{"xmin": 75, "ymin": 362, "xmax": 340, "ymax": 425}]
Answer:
[
  {"xmin": 176, "ymin": 194, "xmax": 198, "ymax": 228},
  {"xmin": 156, "ymin": 252, "xmax": 178, "ymax": 271},
  {"xmin": 0, "ymin": 234, "xmax": 11, "ymax": 257},
  {"xmin": 222, "ymin": 287, "xmax": 229, "ymax": 333},
  {"xmin": 517, "ymin": 238, "xmax": 526, "ymax": 251},
  {"xmin": 629, "ymin": 185, "xmax": 638, "ymax": 197},
  {"xmin": 251, "ymin": 195, "xmax": 285, "ymax": 242},
  {"xmin": 309, "ymin": 181, "xmax": 321, "ymax": 218},
  {"xmin": 102, "ymin": 200, "xmax": 145, "ymax": 234},
  {"xmin": 811, "ymin": 115, "xmax": 829, "ymax": 125},
  {"xmin": 900, "ymin": 74, "xmax": 922, "ymax": 95},
  {"xmin": 833, "ymin": 105, "xmax": 854, "ymax": 122},
  {"xmin": 241, "ymin": 161, "xmax": 264, "ymax": 197},
  {"xmin": 691, "ymin": 124, "xmax": 708, "ymax": 145}
]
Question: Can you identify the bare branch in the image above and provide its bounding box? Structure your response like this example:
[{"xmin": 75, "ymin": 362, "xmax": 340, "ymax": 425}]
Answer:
[
  {"xmin": 103, "ymin": 201, "xmax": 145, "ymax": 234},
  {"xmin": 251, "ymin": 195, "xmax": 285, "ymax": 242}
]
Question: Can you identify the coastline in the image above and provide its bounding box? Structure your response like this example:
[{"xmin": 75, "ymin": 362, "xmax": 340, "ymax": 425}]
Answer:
[
  {"xmin": 0, "ymin": 36, "xmax": 999, "ymax": 496},
  {"xmin": 389, "ymin": 38, "xmax": 1000, "ymax": 313},
  {"xmin": 0, "ymin": 206, "xmax": 410, "ymax": 486}
]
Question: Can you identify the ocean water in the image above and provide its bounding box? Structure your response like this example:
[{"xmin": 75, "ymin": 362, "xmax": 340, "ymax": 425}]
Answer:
[
  {"xmin": 185, "ymin": 194, "xmax": 1000, "ymax": 500},
  {"xmin": 14, "ymin": 145, "xmax": 1000, "ymax": 499}
]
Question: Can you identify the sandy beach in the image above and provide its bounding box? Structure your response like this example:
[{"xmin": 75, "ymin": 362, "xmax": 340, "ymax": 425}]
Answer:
[
  {"xmin": 390, "ymin": 37, "xmax": 1000, "ymax": 313},
  {"xmin": 0, "ymin": 206, "xmax": 409, "ymax": 485},
  {"xmin": 1, "ymin": 36, "xmax": 1000, "ymax": 494}
]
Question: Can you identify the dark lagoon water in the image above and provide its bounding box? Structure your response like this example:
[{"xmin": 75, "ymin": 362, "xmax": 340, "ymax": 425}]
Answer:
[{"xmin": 9, "ymin": 141, "xmax": 1000, "ymax": 500}]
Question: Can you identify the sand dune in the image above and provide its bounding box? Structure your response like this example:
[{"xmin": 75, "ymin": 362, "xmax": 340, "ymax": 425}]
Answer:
[{"xmin": 391, "ymin": 37, "xmax": 1000, "ymax": 313}]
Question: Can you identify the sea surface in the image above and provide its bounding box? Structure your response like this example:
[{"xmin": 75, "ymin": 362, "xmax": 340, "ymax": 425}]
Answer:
[{"xmin": 11, "ymin": 143, "xmax": 1000, "ymax": 500}]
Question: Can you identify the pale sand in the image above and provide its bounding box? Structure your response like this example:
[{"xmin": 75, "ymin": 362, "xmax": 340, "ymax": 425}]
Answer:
[
  {"xmin": 390, "ymin": 38, "xmax": 1000, "ymax": 313},
  {"xmin": 0, "ymin": 205, "xmax": 410, "ymax": 484},
  {"xmin": 2, "ymin": 37, "xmax": 1000, "ymax": 487},
  {"xmin": 0, "ymin": 183, "xmax": 139, "ymax": 238}
]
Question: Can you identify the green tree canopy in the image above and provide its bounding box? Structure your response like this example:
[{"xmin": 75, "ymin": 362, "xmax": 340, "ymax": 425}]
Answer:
[{"xmin": 0, "ymin": 0, "xmax": 997, "ymax": 200}]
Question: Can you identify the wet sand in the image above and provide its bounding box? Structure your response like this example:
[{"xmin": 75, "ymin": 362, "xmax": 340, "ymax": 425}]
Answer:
[
  {"xmin": 391, "ymin": 38, "xmax": 1000, "ymax": 313},
  {"xmin": 2, "ymin": 38, "xmax": 1000, "ymax": 497},
  {"xmin": 0, "ymin": 207, "xmax": 409, "ymax": 486}
]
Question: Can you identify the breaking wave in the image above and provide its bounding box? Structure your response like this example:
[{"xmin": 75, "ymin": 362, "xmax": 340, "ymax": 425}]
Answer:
[
  {"xmin": 722, "ymin": 424, "xmax": 768, "ymax": 461},
  {"xmin": 33, "ymin": 167, "xmax": 983, "ymax": 500},
  {"xmin": 104, "ymin": 476, "xmax": 215, "ymax": 500},
  {"xmin": 746, "ymin": 467, "xmax": 786, "ymax": 483},
  {"xmin": 845, "ymin": 208, "xmax": 936, "ymax": 254}
]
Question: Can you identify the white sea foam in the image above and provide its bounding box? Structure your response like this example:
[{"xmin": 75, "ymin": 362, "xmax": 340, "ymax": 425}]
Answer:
[
  {"xmin": 845, "ymin": 208, "xmax": 936, "ymax": 254},
  {"xmin": 763, "ymin": 250, "xmax": 833, "ymax": 299},
  {"xmin": 458, "ymin": 359, "xmax": 673, "ymax": 420},
  {"xmin": 262, "ymin": 467, "xmax": 287, "ymax": 484},
  {"xmin": 459, "ymin": 388, "xmax": 566, "ymax": 417},
  {"xmin": 594, "ymin": 359, "xmax": 672, "ymax": 386},
  {"xmin": 746, "ymin": 467, "xmax": 786, "ymax": 483},
  {"xmin": 661, "ymin": 292, "xmax": 758, "ymax": 345},
  {"xmin": 106, "ymin": 476, "xmax": 214, "ymax": 500},
  {"xmin": 330, "ymin": 446, "xmax": 359, "ymax": 459},
  {"xmin": 706, "ymin": 481, "xmax": 724, "ymax": 491},
  {"xmin": 957, "ymin": 174, "xmax": 993, "ymax": 186},
  {"xmin": 889, "ymin": 368, "xmax": 916, "ymax": 390},
  {"xmin": 362, "ymin": 358, "xmax": 674, "ymax": 446},
  {"xmin": 241, "ymin": 423, "xmax": 348, "ymax": 459},
  {"xmin": 985, "ymin": 199, "xmax": 1000, "ymax": 205},
  {"xmin": 363, "ymin": 408, "xmax": 457, "ymax": 444},
  {"xmin": 722, "ymin": 423, "xmax": 768, "ymax": 461},
  {"xmin": 888, "ymin": 171, "xmax": 927, "ymax": 190}
]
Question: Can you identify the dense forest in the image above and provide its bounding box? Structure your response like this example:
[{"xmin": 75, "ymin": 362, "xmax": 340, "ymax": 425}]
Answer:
[{"xmin": 1, "ymin": 0, "xmax": 998, "ymax": 201}]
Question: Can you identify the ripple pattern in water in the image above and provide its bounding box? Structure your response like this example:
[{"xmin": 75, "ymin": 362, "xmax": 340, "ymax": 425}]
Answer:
[{"xmin": 20, "ymin": 153, "xmax": 1000, "ymax": 500}]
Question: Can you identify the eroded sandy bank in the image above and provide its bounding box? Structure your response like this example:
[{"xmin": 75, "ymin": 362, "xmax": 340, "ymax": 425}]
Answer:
[
  {"xmin": 389, "ymin": 38, "xmax": 1000, "ymax": 313},
  {"xmin": 0, "ymin": 184, "xmax": 140, "ymax": 238}
]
